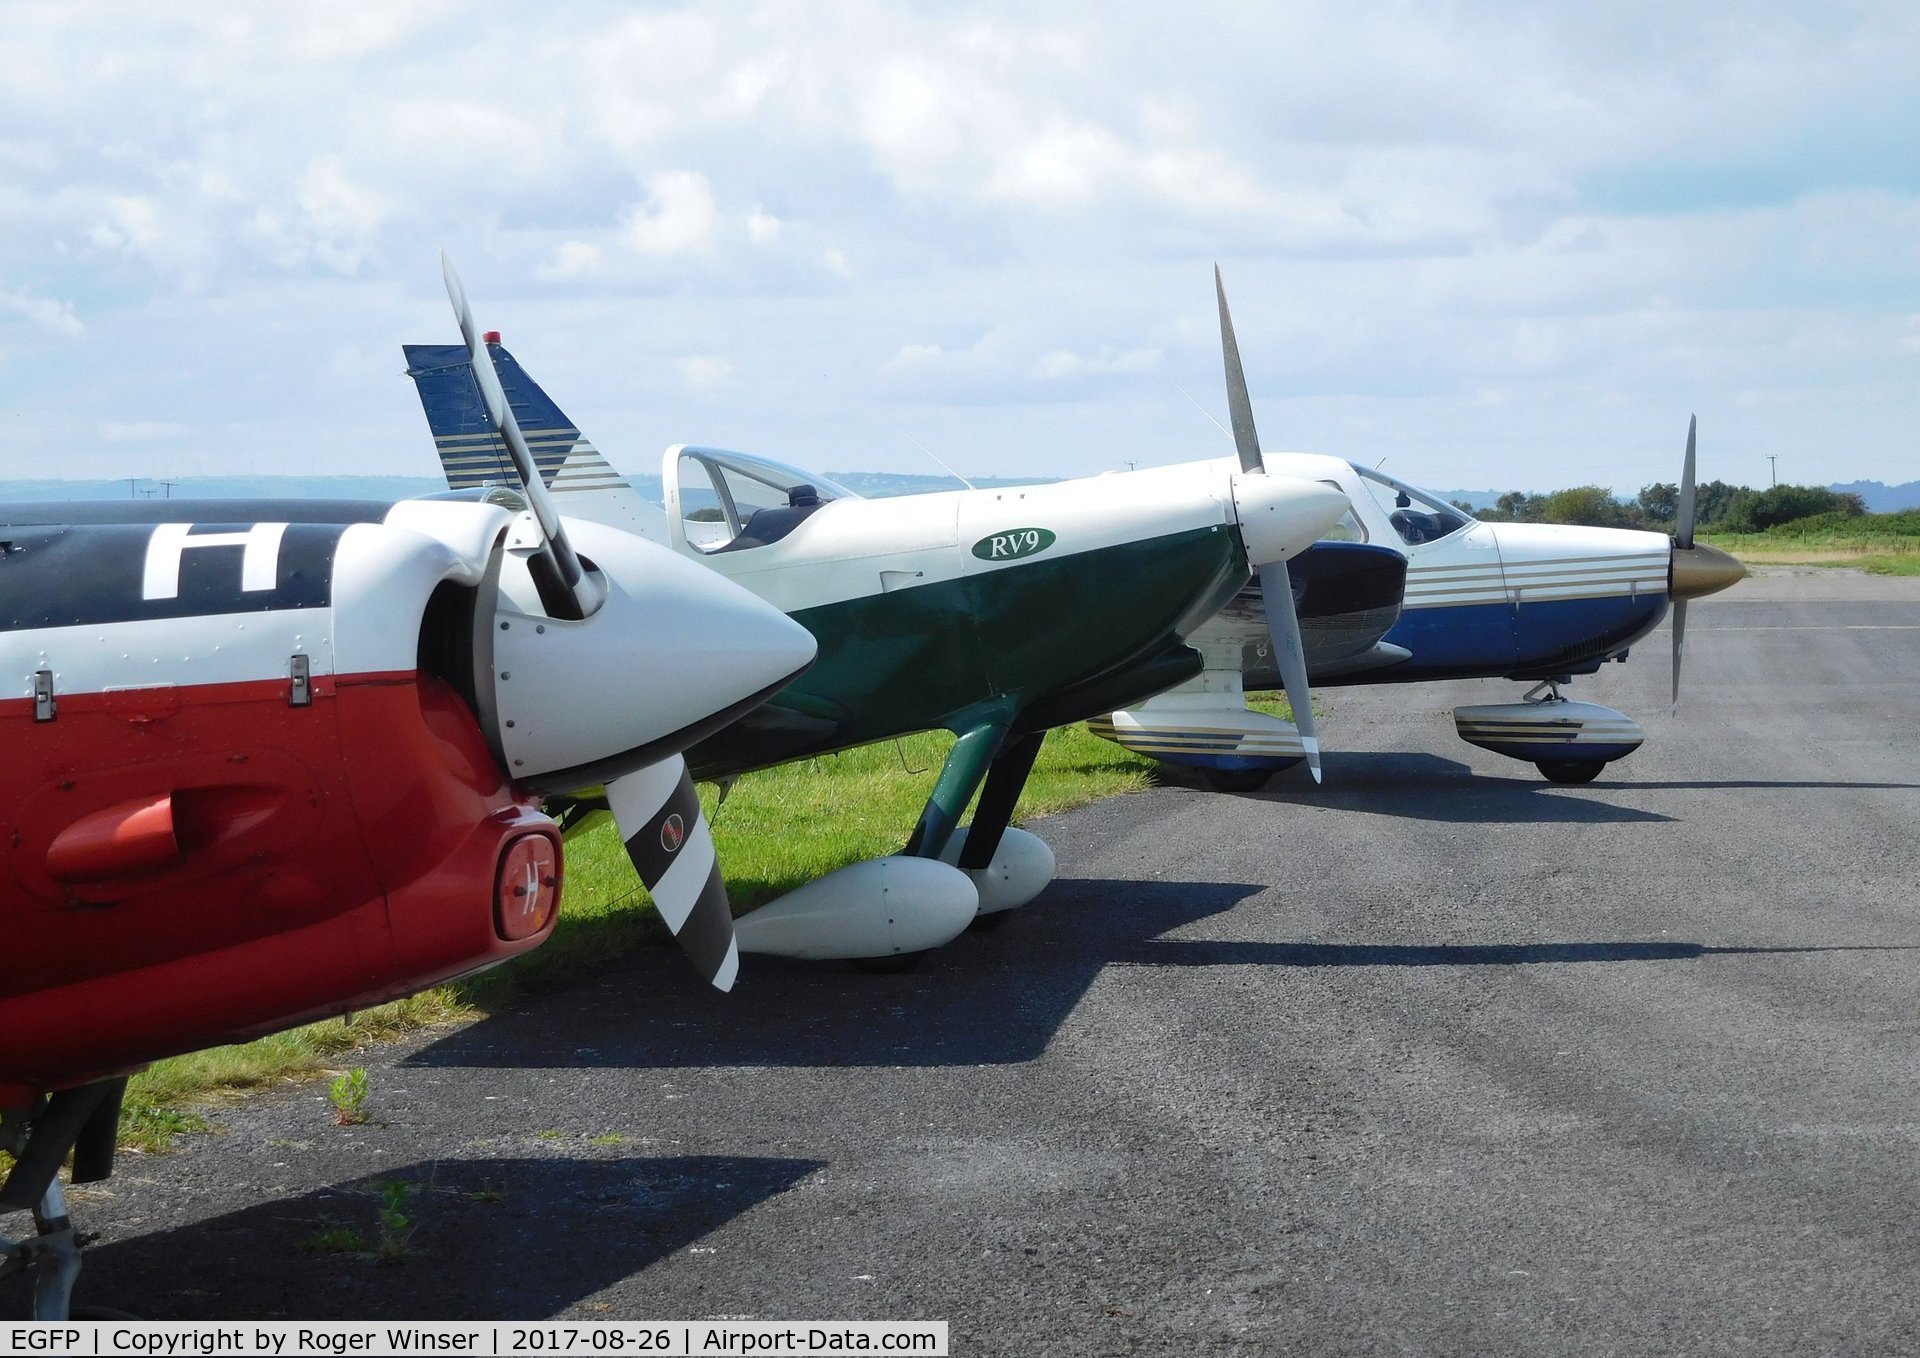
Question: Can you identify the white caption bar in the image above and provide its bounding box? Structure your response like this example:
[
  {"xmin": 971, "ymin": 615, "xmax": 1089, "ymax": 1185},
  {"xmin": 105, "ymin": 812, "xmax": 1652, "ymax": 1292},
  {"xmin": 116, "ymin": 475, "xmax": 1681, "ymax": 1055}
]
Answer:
[{"xmin": 1, "ymin": 1322, "xmax": 948, "ymax": 1357}]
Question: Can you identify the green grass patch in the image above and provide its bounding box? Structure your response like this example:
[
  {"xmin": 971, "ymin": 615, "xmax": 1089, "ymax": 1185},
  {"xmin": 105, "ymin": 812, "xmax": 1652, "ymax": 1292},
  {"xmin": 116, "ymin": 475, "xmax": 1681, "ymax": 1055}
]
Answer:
[
  {"xmin": 116, "ymin": 722, "xmax": 1157, "ymax": 1148},
  {"xmin": 1703, "ymin": 520, "xmax": 1920, "ymax": 575},
  {"xmin": 297, "ymin": 1226, "xmax": 368, "ymax": 1255}
]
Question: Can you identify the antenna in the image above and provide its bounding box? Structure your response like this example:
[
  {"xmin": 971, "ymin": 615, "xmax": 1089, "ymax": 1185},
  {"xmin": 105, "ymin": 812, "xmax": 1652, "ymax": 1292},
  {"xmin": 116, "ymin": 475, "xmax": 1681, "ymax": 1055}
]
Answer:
[
  {"xmin": 1173, "ymin": 381, "xmax": 1233, "ymax": 441},
  {"xmin": 903, "ymin": 432, "xmax": 974, "ymax": 489}
]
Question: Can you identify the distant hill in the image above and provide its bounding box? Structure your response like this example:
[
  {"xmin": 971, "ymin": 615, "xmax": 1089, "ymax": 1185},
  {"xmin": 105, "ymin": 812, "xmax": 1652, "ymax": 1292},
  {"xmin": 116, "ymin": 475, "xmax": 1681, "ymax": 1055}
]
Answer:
[
  {"xmin": 1829, "ymin": 480, "xmax": 1920, "ymax": 513},
  {"xmin": 1435, "ymin": 490, "xmax": 1507, "ymax": 511}
]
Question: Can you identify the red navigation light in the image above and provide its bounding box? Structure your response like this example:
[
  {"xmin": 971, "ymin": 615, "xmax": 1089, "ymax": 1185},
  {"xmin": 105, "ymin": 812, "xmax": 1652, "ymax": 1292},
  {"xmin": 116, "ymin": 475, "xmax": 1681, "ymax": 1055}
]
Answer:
[
  {"xmin": 483, "ymin": 330, "xmax": 501, "ymax": 345},
  {"xmin": 494, "ymin": 832, "xmax": 561, "ymax": 941}
]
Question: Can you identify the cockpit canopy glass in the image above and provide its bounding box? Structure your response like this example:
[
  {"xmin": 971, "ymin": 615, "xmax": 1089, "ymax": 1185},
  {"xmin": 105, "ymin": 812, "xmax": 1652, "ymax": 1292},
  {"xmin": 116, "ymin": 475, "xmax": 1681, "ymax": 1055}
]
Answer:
[
  {"xmin": 675, "ymin": 447, "xmax": 860, "ymax": 553},
  {"xmin": 1316, "ymin": 480, "xmax": 1368, "ymax": 543},
  {"xmin": 1352, "ymin": 465, "xmax": 1473, "ymax": 546}
]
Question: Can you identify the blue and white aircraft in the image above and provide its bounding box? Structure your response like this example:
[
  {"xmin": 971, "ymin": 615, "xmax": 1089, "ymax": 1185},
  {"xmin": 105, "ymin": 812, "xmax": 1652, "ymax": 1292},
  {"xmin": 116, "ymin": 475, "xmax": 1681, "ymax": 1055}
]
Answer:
[{"xmin": 1092, "ymin": 423, "xmax": 1747, "ymax": 789}]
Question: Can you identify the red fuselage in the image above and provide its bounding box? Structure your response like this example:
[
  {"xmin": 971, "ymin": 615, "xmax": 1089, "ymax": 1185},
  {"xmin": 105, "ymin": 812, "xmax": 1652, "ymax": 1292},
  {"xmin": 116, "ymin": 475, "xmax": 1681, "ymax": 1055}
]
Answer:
[{"xmin": 0, "ymin": 508, "xmax": 562, "ymax": 1106}]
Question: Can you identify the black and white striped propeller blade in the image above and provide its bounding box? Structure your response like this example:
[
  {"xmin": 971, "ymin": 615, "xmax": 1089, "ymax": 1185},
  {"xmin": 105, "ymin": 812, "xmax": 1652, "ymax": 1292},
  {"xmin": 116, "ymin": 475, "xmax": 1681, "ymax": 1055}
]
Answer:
[
  {"xmin": 606, "ymin": 757, "xmax": 739, "ymax": 990},
  {"xmin": 1216, "ymin": 266, "xmax": 1322, "ymax": 783},
  {"xmin": 442, "ymin": 251, "xmax": 605, "ymax": 622}
]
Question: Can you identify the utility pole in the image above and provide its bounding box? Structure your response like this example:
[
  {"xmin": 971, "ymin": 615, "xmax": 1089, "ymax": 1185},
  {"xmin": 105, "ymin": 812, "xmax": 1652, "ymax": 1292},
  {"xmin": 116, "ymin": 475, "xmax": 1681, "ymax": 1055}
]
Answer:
[
  {"xmin": 127, "ymin": 478, "xmax": 138, "ymax": 499},
  {"xmin": 1767, "ymin": 454, "xmax": 1777, "ymax": 487}
]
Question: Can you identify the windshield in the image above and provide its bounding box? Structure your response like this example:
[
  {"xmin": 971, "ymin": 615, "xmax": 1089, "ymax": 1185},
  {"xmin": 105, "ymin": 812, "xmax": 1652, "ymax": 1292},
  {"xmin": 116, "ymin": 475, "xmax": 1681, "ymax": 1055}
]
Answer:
[
  {"xmin": 1317, "ymin": 480, "xmax": 1367, "ymax": 543},
  {"xmin": 675, "ymin": 446, "xmax": 860, "ymax": 553},
  {"xmin": 1352, "ymin": 465, "xmax": 1472, "ymax": 546}
]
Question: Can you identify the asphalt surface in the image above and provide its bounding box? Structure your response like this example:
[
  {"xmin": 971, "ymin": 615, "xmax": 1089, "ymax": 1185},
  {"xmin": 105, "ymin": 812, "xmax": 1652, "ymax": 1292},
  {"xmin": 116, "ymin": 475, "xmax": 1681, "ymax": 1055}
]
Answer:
[{"xmin": 8, "ymin": 568, "xmax": 1918, "ymax": 1354}]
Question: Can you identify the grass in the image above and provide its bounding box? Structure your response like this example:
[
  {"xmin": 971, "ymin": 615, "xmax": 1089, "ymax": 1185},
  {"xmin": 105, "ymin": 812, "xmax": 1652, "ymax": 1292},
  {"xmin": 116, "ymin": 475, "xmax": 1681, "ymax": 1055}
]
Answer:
[
  {"xmin": 118, "ymin": 990, "xmax": 473, "ymax": 1151},
  {"xmin": 114, "ymin": 722, "xmax": 1157, "ymax": 1147},
  {"xmin": 1703, "ymin": 511, "xmax": 1920, "ymax": 576}
]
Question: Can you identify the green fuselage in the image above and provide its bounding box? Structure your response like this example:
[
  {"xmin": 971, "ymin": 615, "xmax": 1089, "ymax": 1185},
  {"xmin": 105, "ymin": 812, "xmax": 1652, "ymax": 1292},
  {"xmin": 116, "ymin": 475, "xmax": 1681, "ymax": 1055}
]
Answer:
[{"xmin": 686, "ymin": 525, "xmax": 1246, "ymax": 781}]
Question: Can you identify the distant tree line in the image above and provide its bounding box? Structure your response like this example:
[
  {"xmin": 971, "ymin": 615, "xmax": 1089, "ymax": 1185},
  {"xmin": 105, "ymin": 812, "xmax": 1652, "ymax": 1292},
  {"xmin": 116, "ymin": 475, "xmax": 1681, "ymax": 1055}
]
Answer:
[{"xmin": 1465, "ymin": 482, "xmax": 1868, "ymax": 533}]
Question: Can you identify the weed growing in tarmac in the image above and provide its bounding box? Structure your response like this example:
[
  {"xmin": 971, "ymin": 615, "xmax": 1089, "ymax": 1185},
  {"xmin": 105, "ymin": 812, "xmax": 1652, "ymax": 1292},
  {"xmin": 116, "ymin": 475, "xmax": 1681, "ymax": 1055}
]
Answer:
[
  {"xmin": 297, "ymin": 1225, "xmax": 367, "ymax": 1255},
  {"xmin": 329, "ymin": 1067, "xmax": 370, "ymax": 1126},
  {"xmin": 372, "ymin": 1178, "xmax": 417, "ymax": 1263}
]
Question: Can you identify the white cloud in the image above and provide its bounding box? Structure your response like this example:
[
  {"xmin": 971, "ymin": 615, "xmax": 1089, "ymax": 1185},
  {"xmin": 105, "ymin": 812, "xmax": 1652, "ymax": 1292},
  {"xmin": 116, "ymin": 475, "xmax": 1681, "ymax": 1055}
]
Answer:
[
  {"xmin": 85, "ymin": 195, "xmax": 166, "ymax": 258},
  {"xmin": 247, "ymin": 157, "xmax": 390, "ymax": 274},
  {"xmin": 622, "ymin": 171, "xmax": 719, "ymax": 256},
  {"xmin": 539, "ymin": 241, "xmax": 604, "ymax": 281},
  {"xmin": 748, "ymin": 205, "xmax": 783, "ymax": 244},
  {"xmin": 886, "ymin": 342, "xmax": 948, "ymax": 372},
  {"xmin": 0, "ymin": 286, "xmax": 84, "ymax": 337},
  {"xmin": 1033, "ymin": 347, "xmax": 1161, "ymax": 381},
  {"xmin": 677, "ymin": 354, "xmax": 732, "ymax": 390},
  {"xmin": 0, "ymin": 2, "xmax": 1917, "ymax": 490}
]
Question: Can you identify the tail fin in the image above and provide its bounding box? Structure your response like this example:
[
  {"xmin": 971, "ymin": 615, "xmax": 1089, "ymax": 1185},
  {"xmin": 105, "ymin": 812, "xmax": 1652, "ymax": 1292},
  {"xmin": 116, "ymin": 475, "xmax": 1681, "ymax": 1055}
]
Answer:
[{"xmin": 402, "ymin": 340, "xmax": 666, "ymax": 539}]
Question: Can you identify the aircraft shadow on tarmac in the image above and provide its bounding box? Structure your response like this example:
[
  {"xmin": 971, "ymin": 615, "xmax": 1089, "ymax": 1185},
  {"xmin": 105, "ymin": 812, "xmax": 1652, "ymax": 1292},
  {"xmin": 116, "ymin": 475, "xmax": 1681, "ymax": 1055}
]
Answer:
[
  {"xmin": 1596, "ymin": 779, "xmax": 1920, "ymax": 792},
  {"xmin": 1220, "ymin": 752, "xmax": 1676, "ymax": 824},
  {"xmin": 8, "ymin": 1155, "xmax": 820, "ymax": 1322},
  {"xmin": 1117, "ymin": 940, "xmax": 1920, "ymax": 968},
  {"xmin": 404, "ymin": 879, "xmax": 1265, "ymax": 1072}
]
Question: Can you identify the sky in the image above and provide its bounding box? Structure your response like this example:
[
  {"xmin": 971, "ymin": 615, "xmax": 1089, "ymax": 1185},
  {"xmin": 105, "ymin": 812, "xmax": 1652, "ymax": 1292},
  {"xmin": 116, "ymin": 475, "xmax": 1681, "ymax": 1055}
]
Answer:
[{"xmin": 1, "ymin": 1, "xmax": 1916, "ymax": 497}]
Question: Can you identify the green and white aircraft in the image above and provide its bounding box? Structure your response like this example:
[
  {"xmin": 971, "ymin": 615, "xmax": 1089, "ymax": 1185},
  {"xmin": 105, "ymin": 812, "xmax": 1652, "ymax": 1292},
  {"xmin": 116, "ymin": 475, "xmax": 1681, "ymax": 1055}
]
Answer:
[{"xmin": 404, "ymin": 274, "xmax": 1356, "ymax": 971}]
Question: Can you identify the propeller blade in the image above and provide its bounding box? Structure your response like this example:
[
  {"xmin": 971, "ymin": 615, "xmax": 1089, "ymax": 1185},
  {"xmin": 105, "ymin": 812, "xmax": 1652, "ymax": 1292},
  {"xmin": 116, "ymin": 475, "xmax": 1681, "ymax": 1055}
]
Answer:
[
  {"xmin": 606, "ymin": 757, "xmax": 740, "ymax": 991},
  {"xmin": 1670, "ymin": 597, "xmax": 1688, "ymax": 717},
  {"xmin": 1258, "ymin": 561, "xmax": 1322, "ymax": 783},
  {"xmin": 1214, "ymin": 265, "xmax": 1265, "ymax": 475},
  {"xmin": 441, "ymin": 251, "xmax": 603, "ymax": 621},
  {"xmin": 1675, "ymin": 414, "xmax": 1698, "ymax": 551},
  {"xmin": 1219, "ymin": 266, "xmax": 1325, "ymax": 782}
]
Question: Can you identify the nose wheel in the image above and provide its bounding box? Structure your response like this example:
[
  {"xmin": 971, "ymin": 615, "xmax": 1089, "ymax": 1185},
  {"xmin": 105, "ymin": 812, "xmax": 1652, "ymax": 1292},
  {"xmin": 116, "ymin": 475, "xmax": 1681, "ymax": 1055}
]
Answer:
[
  {"xmin": 1198, "ymin": 766, "xmax": 1280, "ymax": 794},
  {"xmin": 1535, "ymin": 758, "xmax": 1607, "ymax": 784},
  {"xmin": 1453, "ymin": 678, "xmax": 1644, "ymax": 783}
]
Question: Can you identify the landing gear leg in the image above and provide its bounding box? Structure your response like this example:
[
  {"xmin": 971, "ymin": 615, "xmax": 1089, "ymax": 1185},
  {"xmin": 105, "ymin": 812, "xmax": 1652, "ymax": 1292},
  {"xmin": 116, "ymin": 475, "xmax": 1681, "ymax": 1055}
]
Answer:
[
  {"xmin": 1526, "ymin": 677, "xmax": 1569, "ymax": 704},
  {"xmin": 3, "ymin": 1184, "xmax": 83, "ymax": 1321},
  {"xmin": 902, "ymin": 722, "xmax": 1011, "ymax": 861},
  {"xmin": 852, "ymin": 721, "xmax": 1012, "ymax": 970},
  {"xmin": 957, "ymin": 731, "xmax": 1044, "ymax": 932},
  {"xmin": 1, "ymin": 1078, "xmax": 126, "ymax": 1322}
]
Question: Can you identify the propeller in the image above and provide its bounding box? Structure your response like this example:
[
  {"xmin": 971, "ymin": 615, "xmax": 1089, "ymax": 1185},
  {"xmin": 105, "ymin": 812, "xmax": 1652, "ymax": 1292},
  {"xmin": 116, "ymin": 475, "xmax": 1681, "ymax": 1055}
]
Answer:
[
  {"xmin": 441, "ymin": 253, "xmax": 807, "ymax": 989},
  {"xmin": 607, "ymin": 757, "xmax": 739, "ymax": 991},
  {"xmin": 1214, "ymin": 265, "xmax": 1323, "ymax": 784},
  {"xmin": 1671, "ymin": 415, "xmax": 1696, "ymax": 715},
  {"xmin": 442, "ymin": 251, "xmax": 605, "ymax": 622},
  {"xmin": 1666, "ymin": 414, "xmax": 1746, "ymax": 715}
]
